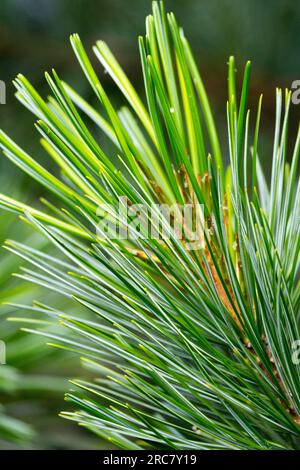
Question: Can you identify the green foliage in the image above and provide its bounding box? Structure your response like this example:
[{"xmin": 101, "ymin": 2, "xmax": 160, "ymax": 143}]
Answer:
[
  {"xmin": 0, "ymin": 176, "xmax": 98, "ymax": 449},
  {"xmin": 0, "ymin": 199, "xmax": 59, "ymax": 447},
  {"xmin": 0, "ymin": 1, "xmax": 299, "ymax": 450}
]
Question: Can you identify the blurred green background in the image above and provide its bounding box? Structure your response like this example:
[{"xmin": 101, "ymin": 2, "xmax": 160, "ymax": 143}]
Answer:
[
  {"xmin": 0, "ymin": 0, "xmax": 300, "ymax": 163},
  {"xmin": 0, "ymin": 0, "xmax": 299, "ymax": 449}
]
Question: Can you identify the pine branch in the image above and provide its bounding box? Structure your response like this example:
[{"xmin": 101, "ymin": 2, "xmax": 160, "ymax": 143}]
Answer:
[{"xmin": 0, "ymin": 1, "xmax": 299, "ymax": 450}]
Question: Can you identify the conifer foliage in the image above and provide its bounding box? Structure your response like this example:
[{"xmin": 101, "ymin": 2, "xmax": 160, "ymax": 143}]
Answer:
[{"xmin": 0, "ymin": 1, "xmax": 299, "ymax": 450}]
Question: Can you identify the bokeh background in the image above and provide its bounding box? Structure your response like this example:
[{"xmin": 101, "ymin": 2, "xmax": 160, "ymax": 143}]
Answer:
[
  {"xmin": 1, "ymin": 0, "xmax": 300, "ymax": 157},
  {"xmin": 0, "ymin": 0, "xmax": 299, "ymax": 449}
]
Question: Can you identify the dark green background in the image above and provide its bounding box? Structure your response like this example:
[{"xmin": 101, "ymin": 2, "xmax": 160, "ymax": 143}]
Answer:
[{"xmin": 0, "ymin": 0, "xmax": 299, "ymax": 168}]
